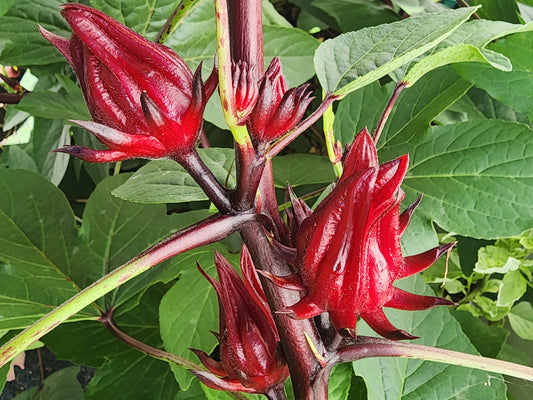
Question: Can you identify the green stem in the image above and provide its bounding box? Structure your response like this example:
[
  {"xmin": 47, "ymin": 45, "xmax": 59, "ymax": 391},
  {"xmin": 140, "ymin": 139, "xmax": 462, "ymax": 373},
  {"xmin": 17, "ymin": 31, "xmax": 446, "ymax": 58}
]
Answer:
[
  {"xmin": 214, "ymin": 0, "xmax": 239, "ymax": 130},
  {"xmin": 155, "ymin": 0, "xmax": 200, "ymax": 44},
  {"xmin": 337, "ymin": 336, "xmax": 533, "ymax": 381},
  {"xmin": 322, "ymin": 93, "xmax": 342, "ymax": 177},
  {"xmin": 113, "ymin": 161, "xmax": 122, "ymax": 176},
  {"xmin": 0, "ymin": 212, "xmax": 255, "ymax": 368},
  {"xmin": 458, "ymin": 275, "xmax": 489, "ymax": 305}
]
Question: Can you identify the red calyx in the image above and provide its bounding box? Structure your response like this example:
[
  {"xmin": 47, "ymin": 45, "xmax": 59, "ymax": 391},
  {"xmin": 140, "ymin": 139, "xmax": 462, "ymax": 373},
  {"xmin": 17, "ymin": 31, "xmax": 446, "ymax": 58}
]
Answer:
[
  {"xmin": 191, "ymin": 248, "xmax": 289, "ymax": 394},
  {"xmin": 39, "ymin": 4, "xmax": 216, "ymax": 163},
  {"xmin": 275, "ymin": 128, "xmax": 455, "ymax": 340}
]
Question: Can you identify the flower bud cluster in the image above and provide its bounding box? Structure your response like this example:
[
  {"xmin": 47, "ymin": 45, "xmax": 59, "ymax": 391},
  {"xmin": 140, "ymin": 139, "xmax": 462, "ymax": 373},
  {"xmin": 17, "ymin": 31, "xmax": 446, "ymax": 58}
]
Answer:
[{"xmin": 232, "ymin": 57, "xmax": 314, "ymax": 145}]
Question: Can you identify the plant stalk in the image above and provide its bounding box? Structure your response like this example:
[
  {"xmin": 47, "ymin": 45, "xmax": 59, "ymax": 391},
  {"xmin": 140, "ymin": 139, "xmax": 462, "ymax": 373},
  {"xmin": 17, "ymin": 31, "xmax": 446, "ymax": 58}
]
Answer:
[
  {"xmin": 239, "ymin": 220, "xmax": 327, "ymax": 400},
  {"xmin": 373, "ymin": 82, "xmax": 406, "ymax": 145},
  {"xmin": 0, "ymin": 212, "xmax": 255, "ymax": 368},
  {"xmin": 228, "ymin": 0, "xmax": 264, "ymax": 79},
  {"xmin": 174, "ymin": 149, "xmax": 232, "ymax": 213},
  {"xmin": 336, "ymin": 336, "xmax": 533, "ymax": 382},
  {"xmin": 100, "ymin": 310, "xmax": 203, "ymax": 370},
  {"xmin": 155, "ymin": 0, "xmax": 200, "ymax": 43}
]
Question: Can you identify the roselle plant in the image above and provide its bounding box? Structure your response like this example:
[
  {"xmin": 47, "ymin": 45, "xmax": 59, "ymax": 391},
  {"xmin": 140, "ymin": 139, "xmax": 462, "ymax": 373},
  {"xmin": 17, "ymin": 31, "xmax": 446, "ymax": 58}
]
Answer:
[{"xmin": 1, "ymin": 1, "xmax": 533, "ymax": 399}]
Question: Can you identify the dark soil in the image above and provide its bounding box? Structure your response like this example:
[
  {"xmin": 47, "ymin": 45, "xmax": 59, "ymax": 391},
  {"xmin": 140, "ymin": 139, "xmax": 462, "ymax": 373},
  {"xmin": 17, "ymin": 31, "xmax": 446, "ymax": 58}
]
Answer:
[{"xmin": 1, "ymin": 347, "xmax": 95, "ymax": 399}]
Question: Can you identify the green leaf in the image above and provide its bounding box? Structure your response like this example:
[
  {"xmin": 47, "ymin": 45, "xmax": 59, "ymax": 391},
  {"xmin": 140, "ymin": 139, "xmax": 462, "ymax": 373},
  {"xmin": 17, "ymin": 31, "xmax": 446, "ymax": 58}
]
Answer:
[
  {"xmin": 13, "ymin": 366, "xmax": 84, "ymax": 400},
  {"xmin": 307, "ymin": 0, "xmax": 398, "ymax": 33},
  {"xmin": 469, "ymin": 0, "xmax": 521, "ymax": 23},
  {"xmin": 435, "ymin": 87, "xmax": 530, "ymax": 126},
  {"xmin": 333, "ymin": 81, "xmax": 395, "ymax": 144},
  {"xmin": 508, "ymin": 302, "xmax": 533, "ymax": 340},
  {"xmin": 392, "ymin": 0, "xmax": 447, "ymax": 15},
  {"xmin": 84, "ymin": 284, "xmax": 183, "ymax": 400},
  {"xmin": 272, "ymin": 154, "xmax": 335, "ymax": 187},
  {"xmin": 32, "ymin": 118, "xmax": 70, "ymax": 186},
  {"xmin": 328, "ymin": 363, "xmax": 353, "ymax": 400},
  {"xmin": 475, "ymin": 245, "xmax": 521, "ymax": 274},
  {"xmin": 15, "ymin": 84, "xmax": 90, "ymax": 122},
  {"xmin": 497, "ymin": 269, "xmax": 527, "ymax": 307},
  {"xmin": 0, "ymin": 145, "xmax": 38, "ymax": 172},
  {"xmin": 71, "ymin": 126, "xmax": 109, "ymax": 185},
  {"xmin": 112, "ymin": 148, "xmax": 236, "ymax": 204},
  {"xmin": 35, "ymin": 366, "xmax": 84, "ymax": 400},
  {"xmin": 159, "ymin": 247, "xmax": 239, "ymax": 391},
  {"xmin": 261, "ymin": 0, "xmax": 292, "ymax": 28},
  {"xmin": 399, "ymin": 120, "xmax": 533, "ymax": 239},
  {"xmin": 455, "ymin": 32, "xmax": 533, "ymax": 120},
  {"xmin": 339, "ymin": 67, "xmax": 471, "ymax": 148},
  {"xmin": 71, "ymin": 174, "xmax": 206, "ymax": 308},
  {"xmin": 45, "ymin": 284, "xmax": 184, "ymax": 400},
  {"xmin": 0, "ymin": 169, "xmax": 96, "ymax": 330},
  {"xmin": 468, "ymin": 296, "xmax": 511, "ymax": 321},
  {"xmin": 451, "ymin": 310, "xmax": 509, "ymax": 358},
  {"xmin": 403, "ymin": 44, "xmax": 511, "ymax": 87},
  {"xmin": 437, "ymin": 20, "xmax": 533, "ymax": 49},
  {"xmin": 90, "ymin": 0, "xmax": 179, "ymax": 40},
  {"xmin": 0, "ymin": 0, "xmax": 15, "ymax": 18},
  {"xmin": 0, "ymin": 0, "xmax": 70, "ymax": 66},
  {"xmin": 314, "ymin": 7, "xmax": 477, "ymax": 95},
  {"xmin": 0, "ymin": 362, "xmax": 9, "ymax": 397},
  {"xmin": 402, "ymin": 70, "xmax": 477, "ymax": 148},
  {"xmin": 353, "ymin": 275, "xmax": 506, "ymax": 400}
]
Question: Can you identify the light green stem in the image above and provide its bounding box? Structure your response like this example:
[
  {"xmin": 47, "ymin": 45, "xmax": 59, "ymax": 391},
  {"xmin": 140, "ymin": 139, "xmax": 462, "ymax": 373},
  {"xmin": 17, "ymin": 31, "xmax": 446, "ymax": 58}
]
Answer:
[
  {"xmin": 322, "ymin": 93, "xmax": 342, "ymax": 177},
  {"xmin": 214, "ymin": 0, "xmax": 236, "ymax": 124},
  {"xmin": 213, "ymin": 0, "xmax": 251, "ymax": 146},
  {"xmin": 0, "ymin": 213, "xmax": 254, "ymax": 368}
]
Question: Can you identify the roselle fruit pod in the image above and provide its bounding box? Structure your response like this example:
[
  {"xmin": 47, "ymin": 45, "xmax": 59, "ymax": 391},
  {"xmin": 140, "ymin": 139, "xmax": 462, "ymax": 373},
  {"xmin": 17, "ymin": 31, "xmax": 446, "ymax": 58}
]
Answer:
[
  {"xmin": 246, "ymin": 57, "xmax": 313, "ymax": 143},
  {"xmin": 39, "ymin": 4, "xmax": 214, "ymax": 162},
  {"xmin": 191, "ymin": 248, "xmax": 288, "ymax": 394},
  {"xmin": 280, "ymin": 128, "xmax": 454, "ymax": 340}
]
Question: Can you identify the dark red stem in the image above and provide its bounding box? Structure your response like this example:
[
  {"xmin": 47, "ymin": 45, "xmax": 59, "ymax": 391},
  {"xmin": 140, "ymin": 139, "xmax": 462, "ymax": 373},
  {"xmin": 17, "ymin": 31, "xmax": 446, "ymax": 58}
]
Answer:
[
  {"xmin": 372, "ymin": 82, "xmax": 406, "ymax": 145},
  {"xmin": 228, "ymin": 0, "xmax": 264, "ymax": 79},
  {"xmin": 239, "ymin": 221, "xmax": 326, "ymax": 400},
  {"xmin": 100, "ymin": 309, "xmax": 202, "ymax": 370},
  {"xmin": 258, "ymin": 159, "xmax": 290, "ymax": 243},
  {"xmin": 172, "ymin": 149, "xmax": 232, "ymax": 213},
  {"xmin": 230, "ymin": 142, "xmax": 267, "ymax": 211},
  {"xmin": 0, "ymin": 93, "xmax": 23, "ymax": 104}
]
